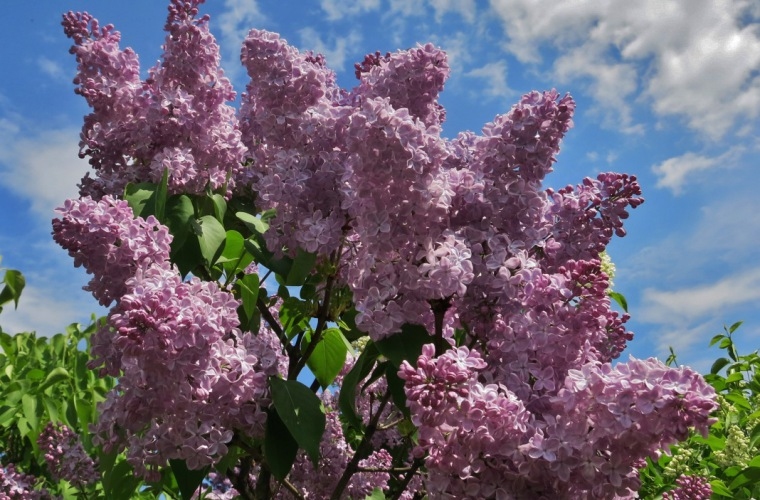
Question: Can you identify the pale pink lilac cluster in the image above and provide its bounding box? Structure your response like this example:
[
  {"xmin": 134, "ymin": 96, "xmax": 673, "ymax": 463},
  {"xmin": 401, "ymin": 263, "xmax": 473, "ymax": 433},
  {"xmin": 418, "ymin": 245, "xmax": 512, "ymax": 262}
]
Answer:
[
  {"xmin": 62, "ymin": 0, "xmax": 246, "ymax": 199},
  {"xmin": 661, "ymin": 474, "xmax": 712, "ymax": 500},
  {"xmin": 89, "ymin": 263, "xmax": 282, "ymax": 479},
  {"xmin": 51, "ymin": 196, "xmax": 172, "ymax": 306},
  {"xmin": 36, "ymin": 423, "xmax": 98, "ymax": 487}
]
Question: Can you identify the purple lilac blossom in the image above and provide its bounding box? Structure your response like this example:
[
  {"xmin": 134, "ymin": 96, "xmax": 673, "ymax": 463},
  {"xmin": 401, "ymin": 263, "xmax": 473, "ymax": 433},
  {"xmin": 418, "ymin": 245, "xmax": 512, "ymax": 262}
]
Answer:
[
  {"xmin": 661, "ymin": 474, "xmax": 712, "ymax": 500},
  {"xmin": 62, "ymin": 0, "xmax": 246, "ymax": 199},
  {"xmin": 37, "ymin": 423, "xmax": 98, "ymax": 487},
  {"xmin": 0, "ymin": 464, "xmax": 49, "ymax": 500},
  {"xmin": 52, "ymin": 196, "xmax": 172, "ymax": 307}
]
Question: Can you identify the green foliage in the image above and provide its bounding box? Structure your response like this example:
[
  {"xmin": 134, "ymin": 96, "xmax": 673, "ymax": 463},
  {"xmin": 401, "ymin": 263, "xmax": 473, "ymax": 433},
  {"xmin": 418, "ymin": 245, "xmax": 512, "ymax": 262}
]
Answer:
[{"xmin": 639, "ymin": 322, "xmax": 760, "ymax": 499}]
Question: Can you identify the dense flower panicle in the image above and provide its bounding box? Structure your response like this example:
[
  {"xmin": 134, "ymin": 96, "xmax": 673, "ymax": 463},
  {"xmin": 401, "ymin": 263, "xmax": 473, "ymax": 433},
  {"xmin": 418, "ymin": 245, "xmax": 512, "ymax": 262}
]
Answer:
[
  {"xmin": 0, "ymin": 464, "xmax": 49, "ymax": 500},
  {"xmin": 661, "ymin": 474, "xmax": 712, "ymax": 500},
  {"xmin": 89, "ymin": 264, "xmax": 276, "ymax": 479},
  {"xmin": 353, "ymin": 44, "xmax": 450, "ymax": 127},
  {"xmin": 37, "ymin": 423, "xmax": 98, "ymax": 486},
  {"xmin": 52, "ymin": 196, "xmax": 172, "ymax": 306},
  {"xmin": 63, "ymin": 0, "xmax": 246, "ymax": 199}
]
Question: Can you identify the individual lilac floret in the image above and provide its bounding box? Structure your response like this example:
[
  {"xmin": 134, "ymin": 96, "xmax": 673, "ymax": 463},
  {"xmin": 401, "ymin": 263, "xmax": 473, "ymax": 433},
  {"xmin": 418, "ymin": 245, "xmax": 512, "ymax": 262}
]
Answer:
[
  {"xmin": 52, "ymin": 196, "xmax": 172, "ymax": 306},
  {"xmin": 662, "ymin": 474, "xmax": 712, "ymax": 499},
  {"xmin": 37, "ymin": 423, "xmax": 99, "ymax": 487}
]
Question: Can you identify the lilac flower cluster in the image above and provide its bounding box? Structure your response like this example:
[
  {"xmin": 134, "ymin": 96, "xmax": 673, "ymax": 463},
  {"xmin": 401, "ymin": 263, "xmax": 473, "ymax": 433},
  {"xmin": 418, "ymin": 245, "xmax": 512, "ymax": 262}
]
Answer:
[
  {"xmin": 89, "ymin": 263, "xmax": 283, "ymax": 479},
  {"xmin": 401, "ymin": 345, "xmax": 717, "ymax": 497},
  {"xmin": 52, "ymin": 196, "xmax": 172, "ymax": 306},
  {"xmin": 0, "ymin": 464, "xmax": 48, "ymax": 500},
  {"xmin": 62, "ymin": 0, "xmax": 246, "ymax": 199},
  {"xmin": 661, "ymin": 474, "xmax": 712, "ymax": 499},
  {"xmin": 36, "ymin": 423, "xmax": 98, "ymax": 487}
]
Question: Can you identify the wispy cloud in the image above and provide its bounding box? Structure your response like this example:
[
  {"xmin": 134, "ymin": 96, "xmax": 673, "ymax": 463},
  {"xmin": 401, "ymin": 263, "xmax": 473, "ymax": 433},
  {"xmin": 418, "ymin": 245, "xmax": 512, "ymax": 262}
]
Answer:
[
  {"xmin": 37, "ymin": 57, "xmax": 67, "ymax": 82},
  {"xmin": 320, "ymin": 0, "xmax": 381, "ymax": 21},
  {"xmin": 465, "ymin": 60, "xmax": 510, "ymax": 98},
  {"xmin": 640, "ymin": 268, "xmax": 760, "ymax": 326},
  {"xmin": 0, "ymin": 123, "xmax": 88, "ymax": 217},
  {"xmin": 298, "ymin": 28, "xmax": 362, "ymax": 72},
  {"xmin": 216, "ymin": 0, "xmax": 267, "ymax": 84},
  {"xmin": 651, "ymin": 147, "xmax": 743, "ymax": 194},
  {"xmin": 488, "ymin": 0, "xmax": 760, "ymax": 139}
]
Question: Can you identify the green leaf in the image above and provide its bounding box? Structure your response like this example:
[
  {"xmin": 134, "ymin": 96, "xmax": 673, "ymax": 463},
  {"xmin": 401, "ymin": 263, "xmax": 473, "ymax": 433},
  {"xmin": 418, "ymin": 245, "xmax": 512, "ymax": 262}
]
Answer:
[
  {"xmin": 21, "ymin": 393, "xmax": 38, "ymax": 433},
  {"xmin": 374, "ymin": 323, "xmax": 433, "ymax": 368},
  {"xmin": 725, "ymin": 372, "xmax": 745, "ymax": 384},
  {"xmin": 386, "ymin": 362, "xmax": 409, "ymax": 417},
  {"xmin": 38, "ymin": 367, "xmax": 70, "ymax": 392},
  {"xmin": 236, "ymin": 211, "xmax": 269, "ymax": 234},
  {"xmin": 195, "ymin": 215, "xmax": 227, "ymax": 267},
  {"xmin": 210, "ymin": 193, "xmax": 227, "ymax": 223},
  {"xmin": 264, "ymin": 409, "xmax": 299, "ymax": 481},
  {"xmin": 305, "ymin": 328, "xmax": 349, "ymax": 389},
  {"xmin": 25, "ymin": 368, "xmax": 45, "ymax": 382},
  {"xmin": 124, "ymin": 182, "xmax": 158, "ymax": 218},
  {"xmin": 238, "ymin": 273, "xmax": 260, "ymax": 321},
  {"xmin": 339, "ymin": 342, "xmax": 379, "ymax": 430},
  {"xmin": 286, "ymin": 248, "xmax": 317, "ymax": 286},
  {"xmin": 607, "ymin": 291, "xmax": 628, "ymax": 312},
  {"xmin": 104, "ymin": 458, "xmax": 142, "ymax": 500},
  {"xmin": 725, "ymin": 392, "xmax": 752, "ymax": 411},
  {"xmin": 710, "ymin": 479, "xmax": 733, "ymax": 497},
  {"xmin": 165, "ymin": 194, "xmax": 195, "ymax": 249},
  {"xmin": 710, "ymin": 334, "xmax": 726, "ymax": 347},
  {"xmin": 219, "ymin": 230, "xmax": 254, "ymax": 276},
  {"xmin": 279, "ymin": 298, "xmax": 312, "ymax": 339},
  {"xmin": 728, "ymin": 320, "xmax": 744, "ymax": 334},
  {"xmin": 155, "ymin": 167, "xmax": 169, "ymax": 222},
  {"xmin": 364, "ymin": 489, "xmax": 386, "ymax": 500},
  {"xmin": 170, "ymin": 459, "xmax": 209, "ymax": 500},
  {"xmin": 0, "ymin": 269, "xmax": 25, "ymax": 309},
  {"xmin": 269, "ymin": 377, "xmax": 326, "ymax": 467},
  {"xmin": 711, "ymin": 357, "xmax": 731, "ymax": 375}
]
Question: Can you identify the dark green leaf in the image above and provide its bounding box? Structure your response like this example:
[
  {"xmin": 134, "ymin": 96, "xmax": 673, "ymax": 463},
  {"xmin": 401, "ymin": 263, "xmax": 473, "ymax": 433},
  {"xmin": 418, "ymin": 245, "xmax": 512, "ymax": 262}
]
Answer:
[
  {"xmin": 155, "ymin": 167, "xmax": 169, "ymax": 222},
  {"xmin": 21, "ymin": 394, "xmax": 38, "ymax": 433},
  {"xmin": 710, "ymin": 334, "xmax": 726, "ymax": 347},
  {"xmin": 165, "ymin": 194, "xmax": 195, "ymax": 249},
  {"xmin": 38, "ymin": 367, "xmax": 70, "ymax": 392},
  {"xmin": 238, "ymin": 273, "xmax": 260, "ymax": 321},
  {"xmin": 711, "ymin": 357, "xmax": 731, "ymax": 375},
  {"xmin": 279, "ymin": 298, "xmax": 311, "ymax": 339},
  {"xmin": 170, "ymin": 459, "xmax": 209, "ymax": 500},
  {"xmin": 386, "ymin": 363, "xmax": 409, "ymax": 417},
  {"xmin": 124, "ymin": 182, "xmax": 158, "ymax": 218},
  {"xmin": 196, "ymin": 215, "xmax": 227, "ymax": 266},
  {"xmin": 236, "ymin": 211, "xmax": 269, "ymax": 234},
  {"xmin": 264, "ymin": 409, "xmax": 299, "ymax": 480},
  {"xmin": 105, "ymin": 459, "xmax": 142, "ymax": 500},
  {"xmin": 0, "ymin": 270, "xmax": 25, "ymax": 309},
  {"xmin": 269, "ymin": 377, "xmax": 326, "ymax": 467},
  {"xmin": 339, "ymin": 343, "xmax": 379, "ymax": 430},
  {"xmin": 210, "ymin": 193, "xmax": 227, "ymax": 223},
  {"xmin": 374, "ymin": 324, "xmax": 433, "ymax": 368},
  {"xmin": 607, "ymin": 291, "xmax": 628, "ymax": 312},
  {"xmin": 710, "ymin": 479, "xmax": 733, "ymax": 497},
  {"xmin": 25, "ymin": 368, "xmax": 45, "ymax": 382},
  {"xmin": 305, "ymin": 328, "xmax": 348, "ymax": 389},
  {"xmin": 286, "ymin": 248, "xmax": 317, "ymax": 286}
]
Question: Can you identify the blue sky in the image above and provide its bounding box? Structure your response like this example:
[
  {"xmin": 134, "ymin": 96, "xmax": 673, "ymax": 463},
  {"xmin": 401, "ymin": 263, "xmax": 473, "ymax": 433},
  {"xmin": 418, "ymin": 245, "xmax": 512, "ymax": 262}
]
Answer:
[{"xmin": 0, "ymin": 0, "xmax": 758, "ymax": 372}]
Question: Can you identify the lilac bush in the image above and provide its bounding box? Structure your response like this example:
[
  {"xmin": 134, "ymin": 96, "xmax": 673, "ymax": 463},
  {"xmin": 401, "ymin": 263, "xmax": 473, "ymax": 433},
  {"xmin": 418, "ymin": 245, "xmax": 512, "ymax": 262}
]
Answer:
[{"xmin": 48, "ymin": 0, "xmax": 718, "ymax": 497}]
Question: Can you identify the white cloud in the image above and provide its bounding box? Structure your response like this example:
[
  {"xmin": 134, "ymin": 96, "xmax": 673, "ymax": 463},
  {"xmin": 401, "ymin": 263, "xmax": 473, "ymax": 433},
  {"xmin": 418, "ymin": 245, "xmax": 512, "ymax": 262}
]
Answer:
[
  {"xmin": 651, "ymin": 147, "xmax": 743, "ymax": 194},
  {"xmin": 488, "ymin": 0, "xmax": 760, "ymax": 138},
  {"xmin": 0, "ymin": 125, "xmax": 88, "ymax": 217},
  {"xmin": 0, "ymin": 283, "xmax": 101, "ymax": 338},
  {"xmin": 428, "ymin": 0, "xmax": 477, "ymax": 23},
  {"xmin": 298, "ymin": 28, "xmax": 362, "ymax": 71},
  {"xmin": 216, "ymin": 0, "xmax": 267, "ymax": 84},
  {"xmin": 640, "ymin": 268, "xmax": 760, "ymax": 326},
  {"xmin": 320, "ymin": 0, "xmax": 381, "ymax": 21},
  {"xmin": 37, "ymin": 57, "xmax": 66, "ymax": 82},
  {"xmin": 465, "ymin": 60, "xmax": 510, "ymax": 98}
]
